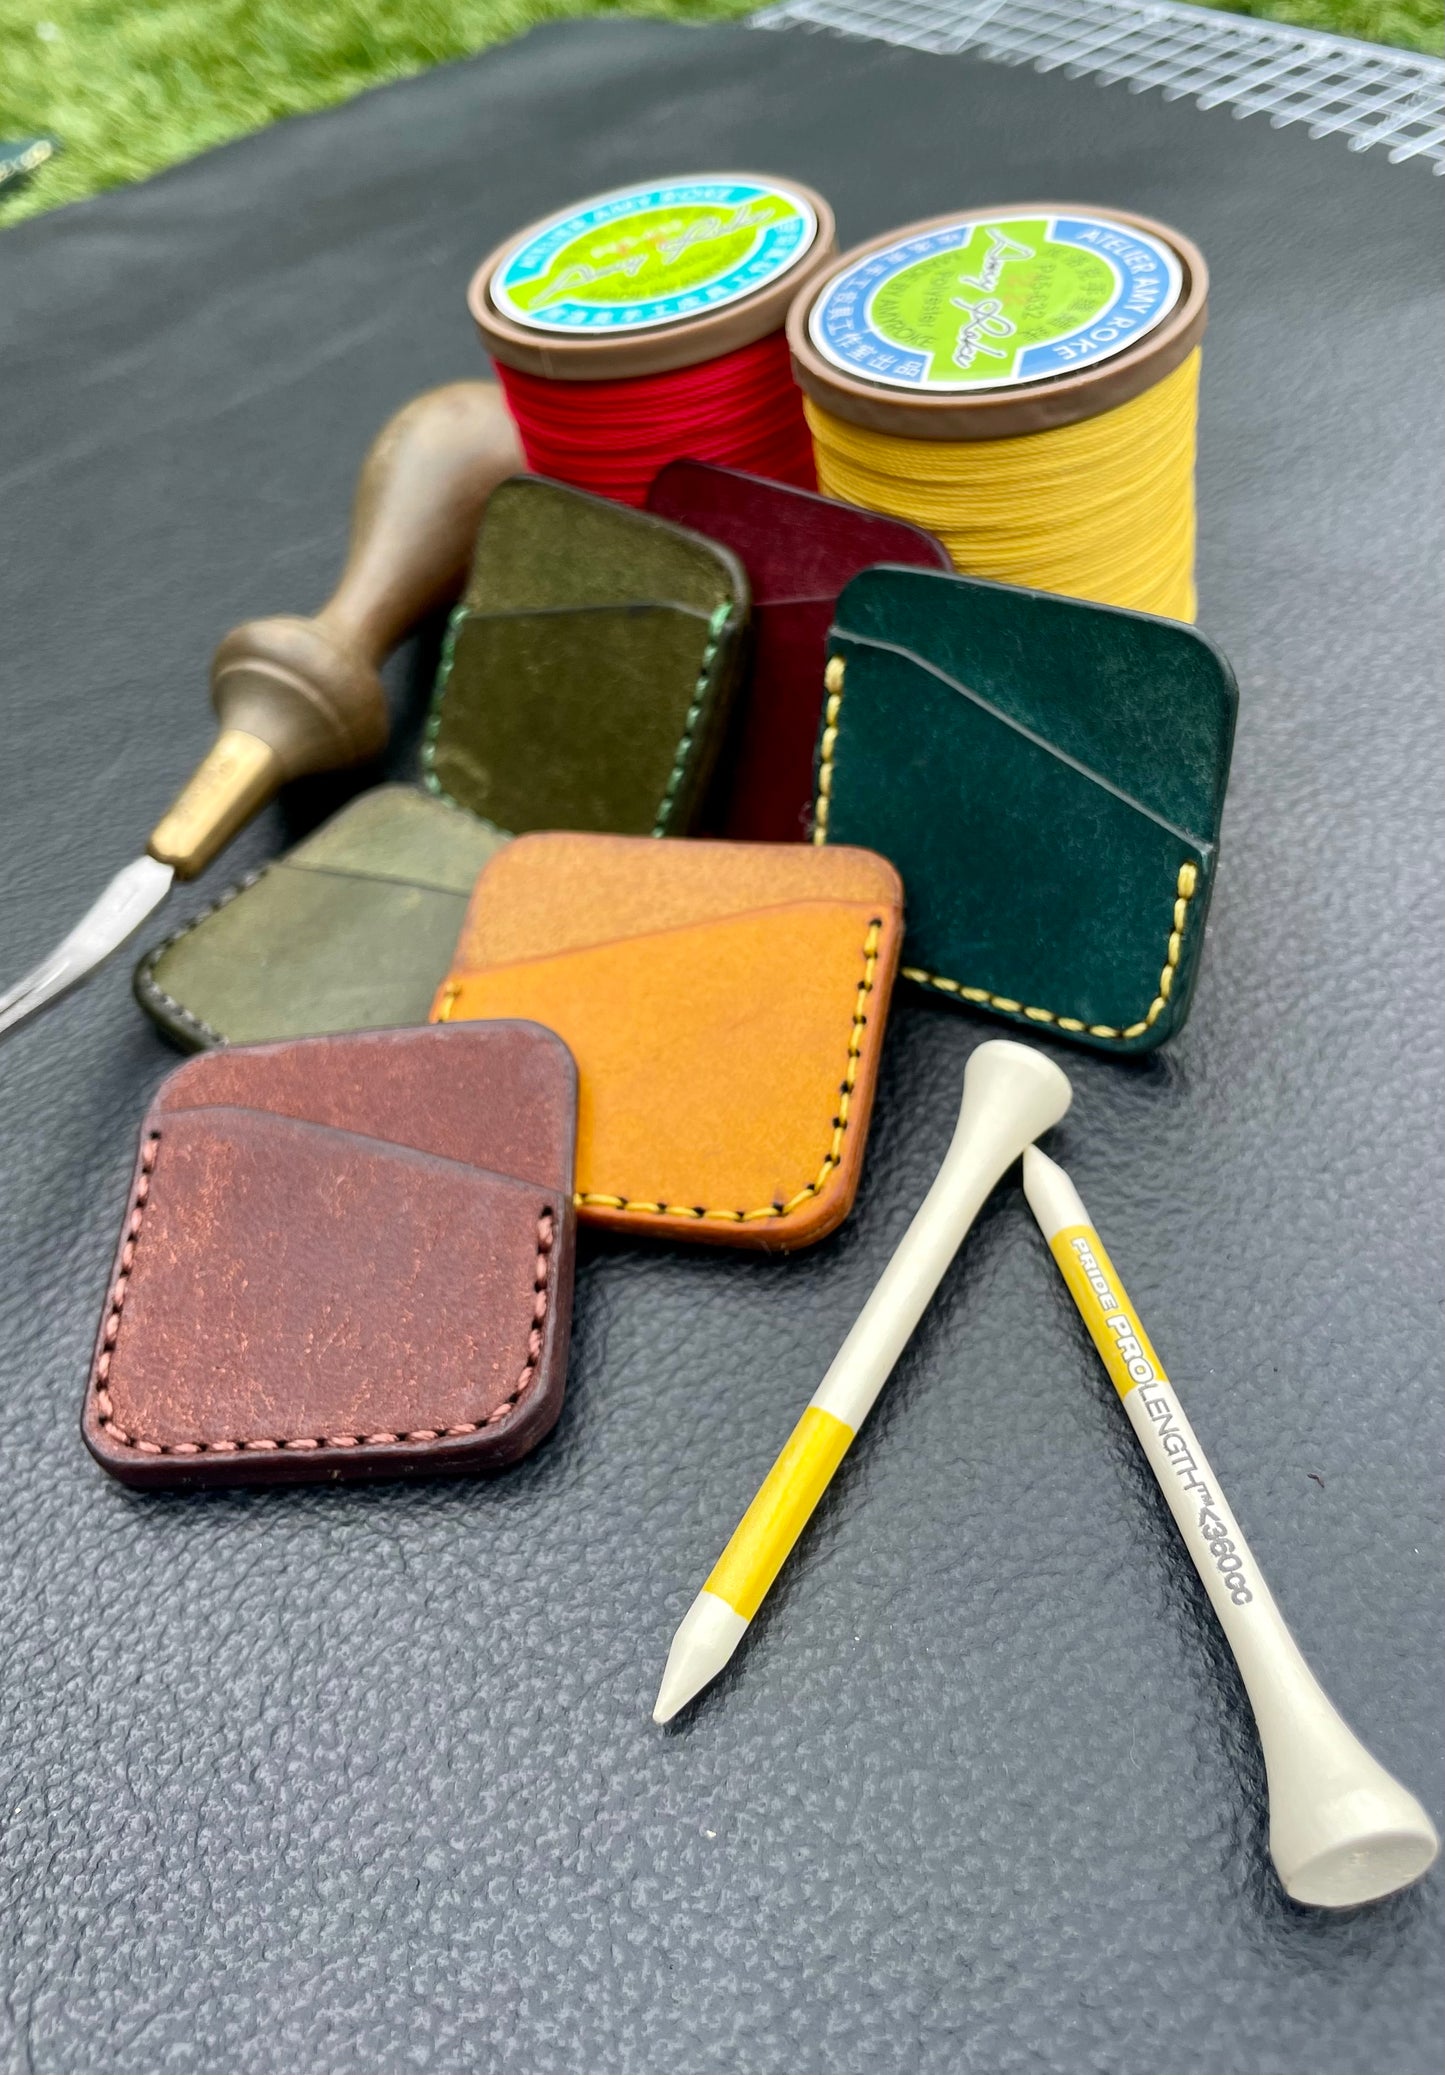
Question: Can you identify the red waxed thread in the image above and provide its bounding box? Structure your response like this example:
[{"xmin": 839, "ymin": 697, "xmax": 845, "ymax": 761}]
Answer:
[{"xmin": 494, "ymin": 331, "xmax": 817, "ymax": 508}]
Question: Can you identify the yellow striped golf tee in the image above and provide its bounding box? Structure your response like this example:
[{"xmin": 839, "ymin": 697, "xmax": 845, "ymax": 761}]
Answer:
[
  {"xmin": 704, "ymin": 1405, "xmax": 856, "ymax": 1620},
  {"xmin": 652, "ymin": 1040, "xmax": 1076, "ymax": 1724},
  {"xmin": 652, "ymin": 1391, "xmax": 861, "ymax": 1724}
]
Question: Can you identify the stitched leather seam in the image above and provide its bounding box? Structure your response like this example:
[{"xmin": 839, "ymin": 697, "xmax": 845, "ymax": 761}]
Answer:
[
  {"xmin": 438, "ymin": 917, "xmax": 882, "ymax": 1224},
  {"xmin": 137, "ymin": 855, "xmax": 480, "ymax": 1049},
  {"xmin": 811, "ymin": 660, "xmax": 1199, "ymax": 1042},
  {"xmin": 135, "ymin": 867, "xmax": 268, "ymax": 1047},
  {"xmin": 420, "ymin": 611, "xmax": 462, "ymax": 808},
  {"xmin": 92, "ymin": 1140, "xmax": 555, "ymax": 1456},
  {"xmin": 578, "ymin": 915, "xmax": 881, "ymax": 1223},
  {"xmin": 650, "ymin": 600, "xmax": 734, "ymax": 838},
  {"xmin": 423, "ymin": 603, "xmax": 736, "ymax": 837},
  {"xmin": 901, "ymin": 859, "xmax": 1196, "ymax": 1039}
]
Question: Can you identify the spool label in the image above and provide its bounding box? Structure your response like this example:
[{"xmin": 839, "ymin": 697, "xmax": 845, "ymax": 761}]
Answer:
[
  {"xmin": 490, "ymin": 178, "xmax": 818, "ymax": 335},
  {"xmin": 808, "ymin": 213, "xmax": 1182, "ymax": 393}
]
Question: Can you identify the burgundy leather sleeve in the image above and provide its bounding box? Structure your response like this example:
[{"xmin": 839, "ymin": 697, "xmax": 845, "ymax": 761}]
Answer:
[
  {"xmin": 646, "ymin": 461, "xmax": 952, "ymax": 843},
  {"xmin": 81, "ymin": 1022, "xmax": 577, "ymax": 1490}
]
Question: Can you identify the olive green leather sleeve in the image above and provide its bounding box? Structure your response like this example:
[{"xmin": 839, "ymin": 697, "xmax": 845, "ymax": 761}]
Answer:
[
  {"xmin": 134, "ymin": 786, "xmax": 507, "ymax": 1050},
  {"xmin": 423, "ymin": 475, "xmax": 749, "ymax": 837},
  {"xmin": 814, "ymin": 567, "xmax": 1237, "ymax": 1055}
]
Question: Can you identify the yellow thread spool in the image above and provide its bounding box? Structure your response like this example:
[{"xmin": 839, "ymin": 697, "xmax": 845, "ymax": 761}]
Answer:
[{"xmin": 787, "ymin": 206, "xmax": 1209, "ymax": 622}]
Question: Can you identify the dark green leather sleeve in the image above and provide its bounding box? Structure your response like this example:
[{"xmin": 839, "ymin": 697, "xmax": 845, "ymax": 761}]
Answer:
[
  {"xmin": 424, "ymin": 475, "xmax": 749, "ymax": 837},
  {"xmin": 814, "ymin": 567, "xmax": 1238, "ymax": 1054},
  {"xmin": 134, "ymin": 786, "xmax": 507, "ymax": 1050}
]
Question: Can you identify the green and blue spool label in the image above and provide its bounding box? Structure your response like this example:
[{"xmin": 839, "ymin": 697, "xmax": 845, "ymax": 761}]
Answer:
[
  {"xmin": 489, "ymin": 178, "xmax": 818, "ymax": 335},
  {"xmin": 808, "ymin": 213, "xmax": 1182, "ymax": 393}
]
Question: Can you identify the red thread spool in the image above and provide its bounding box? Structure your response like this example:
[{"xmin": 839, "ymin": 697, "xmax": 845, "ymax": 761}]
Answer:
[
  {"xmin": 492, "ymin": 333, "xmax": 818, "ymax": 507},
  {"xmin": 469, "ymin": 176, "xmax": 836, "ymax": 507}
]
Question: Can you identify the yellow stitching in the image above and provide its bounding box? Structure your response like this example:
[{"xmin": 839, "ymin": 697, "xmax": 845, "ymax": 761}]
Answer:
[
  {"xmin": 573, "ymin": 917, "xmax": 881, "ymax": 1223},
  {"xmin": 809, "ymin": 657, "xmax": 847, "ymax": 847},
  {"xmin": 812, "ymin": 655, "xmax": 1200, "ymax": 1043},
  {"xmin": 903, "ymin": 863, "xmax": 1199, "ymax": 1040}
]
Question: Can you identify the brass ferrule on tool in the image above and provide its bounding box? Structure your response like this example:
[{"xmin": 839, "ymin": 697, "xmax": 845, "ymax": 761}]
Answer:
[
  {"xmin": 147, "ymin": 382, "xmax": 527, "ymax": 882},
  {"xmin": 147, "ymin": 729, "xmax": 282, "ymax": 879},
  {"xmin": 0, "ymin": 382, "xmax": 525, "ymax": 1042}
]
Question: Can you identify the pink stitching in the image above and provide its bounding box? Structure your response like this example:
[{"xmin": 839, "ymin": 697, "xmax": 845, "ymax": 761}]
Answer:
[{"xmin": 93, "ymin": 1133, "xmax": 557, "ymax": 1456}]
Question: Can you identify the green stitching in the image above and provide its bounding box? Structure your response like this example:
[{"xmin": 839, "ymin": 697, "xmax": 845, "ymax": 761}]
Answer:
[
  {"xmin": 425, "ymin": 599, "xmax": 734, "ymax": 836},
  {"xmin": 650, "ymin": 601, "xmax": 734, "ymax": 839},
  {"xmin": 420, "ymin": 608, "xmax": 462, "ymax": 807}
]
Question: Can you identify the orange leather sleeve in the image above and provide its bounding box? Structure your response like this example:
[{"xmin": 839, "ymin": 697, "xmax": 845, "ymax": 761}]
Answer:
[{"xmin": 435, "ymin": 835, "xmax": 904, "ymax": 1249}]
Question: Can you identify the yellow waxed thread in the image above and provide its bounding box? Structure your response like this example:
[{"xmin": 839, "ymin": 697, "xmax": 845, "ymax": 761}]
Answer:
[{"xmin": 805, "ymin": 348, "xmax": 1201, "ymax": 624}]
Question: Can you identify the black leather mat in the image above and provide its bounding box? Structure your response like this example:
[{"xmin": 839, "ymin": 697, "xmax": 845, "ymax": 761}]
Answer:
[{"xmin": 1, "ymin": 20, "xmax": 1440, "ymax": 2073}]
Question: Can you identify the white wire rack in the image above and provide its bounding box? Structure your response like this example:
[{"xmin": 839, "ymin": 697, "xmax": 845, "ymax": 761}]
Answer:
[{"xmin": 752, "ymin": 0, "xmax": 1445, "ymax": 170}]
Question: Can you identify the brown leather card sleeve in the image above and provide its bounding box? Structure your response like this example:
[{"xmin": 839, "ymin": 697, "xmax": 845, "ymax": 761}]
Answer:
[{"xmin": 82, "ymin": 1022, "xmax": 577, "ymax": 1491}]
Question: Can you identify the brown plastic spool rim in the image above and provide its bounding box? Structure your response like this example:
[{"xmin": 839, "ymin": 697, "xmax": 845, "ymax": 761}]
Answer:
[
  {"xmin": 786, "ymin": 204, "xmax": 1209, "ymax": 442},
  {"xmin": 470, "ymin": 175, "xmax": 838, "ymax": 382}
]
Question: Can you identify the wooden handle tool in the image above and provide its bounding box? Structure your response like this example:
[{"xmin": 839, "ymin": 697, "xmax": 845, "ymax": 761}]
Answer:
[
  {"xmin": 150, "ymin": 379, "xmax": 524, "ymax": 876},
  {"xmin": 0, "ymin": 382, "xmax": 523, "ymax": 1039}
]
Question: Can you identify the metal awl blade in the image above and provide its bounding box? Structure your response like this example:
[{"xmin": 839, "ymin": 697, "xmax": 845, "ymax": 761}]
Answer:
[{"xmin": 0, "ymin": 854, "xmax": 175, "ymax": 1039}]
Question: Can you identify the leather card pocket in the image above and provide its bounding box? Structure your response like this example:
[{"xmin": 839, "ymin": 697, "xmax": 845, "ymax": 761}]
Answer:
[
  {"xmin": 645, "ymin": 461, "xmax": 952, "ymax": 844},
  {"xmin": 133, "ymin": 787, "xmax": 506, "ymax": 1052},
  {"xmin": 824, "ymin": 640, "xmax": 1209, "ymax": 1045},
  {"xmin": 82, "ymin": 1024, "xmax": 577, "ymax": 1490},
  {"xmin": 425, "ymin": 600, "xmax": 739, "ymax": 838},
  {"xmin": 817, "ymin": 567, "xmax": 1237, "ymax": 1054},
  {"xmin": 432, "ymin": 833, "xmax": 904, "ymax": 1251}
]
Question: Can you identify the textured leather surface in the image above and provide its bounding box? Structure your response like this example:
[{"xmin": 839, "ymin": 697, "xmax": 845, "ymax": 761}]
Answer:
[
  {"xmin": 435, "ymin": 833, "xmax": 903, "ymax": 1248},
  {"xmin": 0, "ymin": 19, "xmax": 1439, "ymax": 2074},
  {"xmin": 82, "ymin": 1022, "xmax": 577, "ymax": 1488},
  {"xmin": 645, "ymin": 460, "xmax": 951, "ymax": 841},
  {"xmin": 819, "ymin": 567, "xmax": 1237, "ymax": 1051},
  {"xmin": 134, "ymin": 784, "xmax": 507, "ymax": 1048},
  {"xmin": 425, "ymin": 474, "xmax": 749, "ymax": 835}
]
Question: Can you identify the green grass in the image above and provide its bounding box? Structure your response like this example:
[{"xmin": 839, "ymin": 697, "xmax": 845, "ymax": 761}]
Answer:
[
  {"xmin": 2, "ymin": 0, "xmax": 1440, "ymax": 226},
  {"xmin": 1221, "ymin": 0, "xmax": 1441, "ymax": 42}
]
